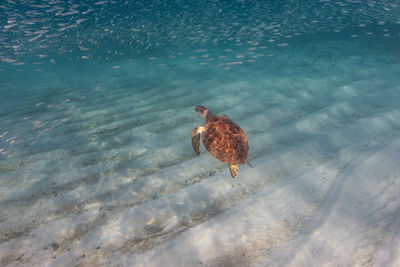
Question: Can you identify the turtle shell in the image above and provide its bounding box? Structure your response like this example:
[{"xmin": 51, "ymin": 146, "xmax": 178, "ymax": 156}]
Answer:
[{"xmin": 202, "ymin": 115, "xmax": 249, "ymax": 165}]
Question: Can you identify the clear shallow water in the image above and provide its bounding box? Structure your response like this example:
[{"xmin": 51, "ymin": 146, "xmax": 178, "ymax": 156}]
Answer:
[{"xmin": 1, "ymin": 1, "xmax": 400, "ymax": 266}]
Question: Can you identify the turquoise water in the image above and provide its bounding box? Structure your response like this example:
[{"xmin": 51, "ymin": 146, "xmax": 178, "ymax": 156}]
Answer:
[{"xmin": 1, "ymin": 1, "xmax": 400, "ymax": 266}]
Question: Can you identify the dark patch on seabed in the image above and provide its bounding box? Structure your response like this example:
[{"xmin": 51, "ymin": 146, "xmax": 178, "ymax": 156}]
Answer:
[{"xmin": 1, "ymin": 0, "xmax": 400, "ymax": 266}]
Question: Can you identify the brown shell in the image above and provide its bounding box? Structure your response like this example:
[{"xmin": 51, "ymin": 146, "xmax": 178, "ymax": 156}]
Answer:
[{"xmin": 202, "ymin": 115, "xmax": 249, "ymax": 165}]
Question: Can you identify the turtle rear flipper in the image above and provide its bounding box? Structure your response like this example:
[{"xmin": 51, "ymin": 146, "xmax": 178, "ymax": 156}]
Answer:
[
  {"xmin": 246, "ymin": 159, "xmax": 252, "ymax": 167},
  {"xmin": 192, "ymin": 126, "xmax": 204, "ymax": 156},
  {"xmin": 229, "ymin": 164, "xmax": 239, "ymax": 178}
]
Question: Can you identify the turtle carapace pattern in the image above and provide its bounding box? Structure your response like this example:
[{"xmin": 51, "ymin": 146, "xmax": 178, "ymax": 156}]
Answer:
[{"xmin": 192, "ymin": 105, "xmax": 251, "ymax": 178}]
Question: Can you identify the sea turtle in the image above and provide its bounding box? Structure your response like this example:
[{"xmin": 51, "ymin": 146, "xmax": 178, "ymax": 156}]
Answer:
[{"xmin": 192, "ymin": 105, "xmax": 251, "ymax": 178}]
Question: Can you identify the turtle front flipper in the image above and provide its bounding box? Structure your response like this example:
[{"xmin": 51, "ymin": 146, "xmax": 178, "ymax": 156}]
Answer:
[
  {"xmin": 229, "ymin": 164, "xmax": 239, "ymax": 178},
  {"xmin": 221, "ymin": 114, "xmax": 231, "ymax": 121},
  {"xmin": 192, "ymin": 126, "xmax": 204, "ymax": 156}
]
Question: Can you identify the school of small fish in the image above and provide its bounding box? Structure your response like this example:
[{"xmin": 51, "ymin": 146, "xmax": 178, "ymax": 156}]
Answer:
[{"xmin": 0, "ymin": 0, "xmax": 399, "ymax": 69}]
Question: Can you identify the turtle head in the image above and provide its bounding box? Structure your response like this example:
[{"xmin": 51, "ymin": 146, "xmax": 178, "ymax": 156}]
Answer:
[{"xmin": 195, "ymin": 105, "xmax": 208, "ymax": 119}]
